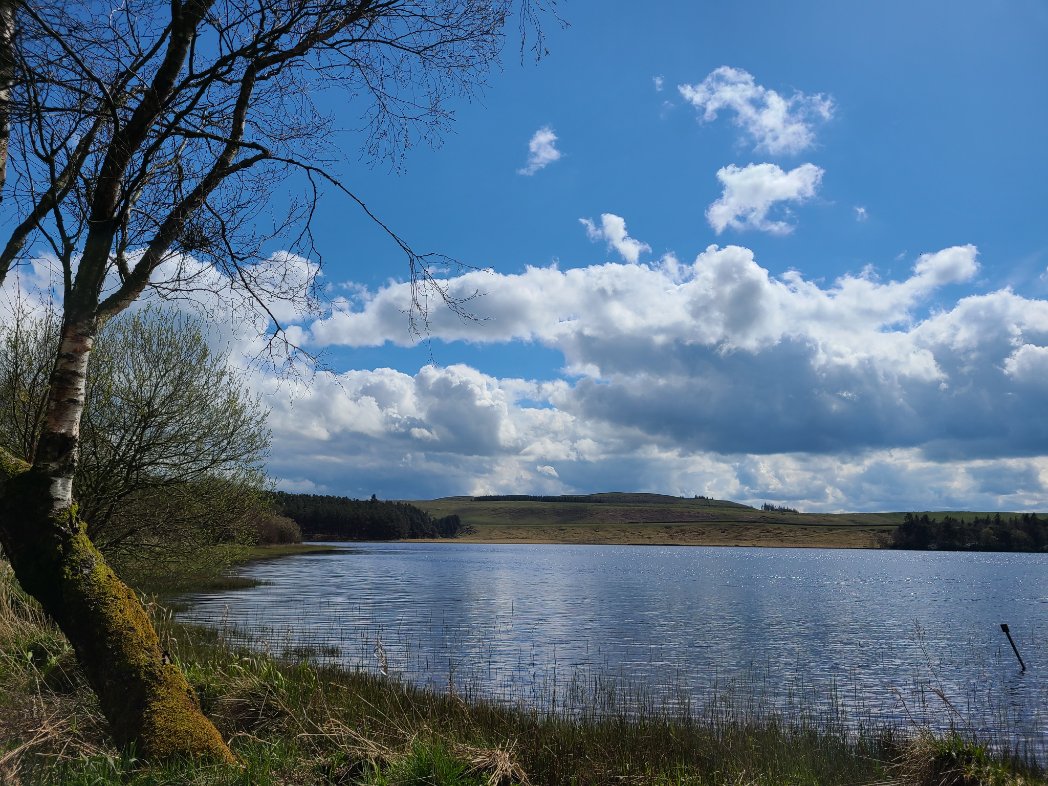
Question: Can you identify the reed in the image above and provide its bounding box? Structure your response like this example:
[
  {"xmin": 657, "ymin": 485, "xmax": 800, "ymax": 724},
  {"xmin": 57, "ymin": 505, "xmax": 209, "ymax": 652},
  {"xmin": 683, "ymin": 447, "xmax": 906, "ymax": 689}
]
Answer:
[{"xmin": 183, "ymin": 602, "xmax": 1048, "ymax": 767}]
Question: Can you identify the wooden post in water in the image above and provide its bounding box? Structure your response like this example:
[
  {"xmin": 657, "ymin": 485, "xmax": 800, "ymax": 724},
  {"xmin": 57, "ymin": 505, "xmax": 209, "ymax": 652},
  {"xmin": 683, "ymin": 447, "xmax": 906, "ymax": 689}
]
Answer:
[{"xmin": 1000, "ymin": 623, "xmax": 1026, "ymax": 672}]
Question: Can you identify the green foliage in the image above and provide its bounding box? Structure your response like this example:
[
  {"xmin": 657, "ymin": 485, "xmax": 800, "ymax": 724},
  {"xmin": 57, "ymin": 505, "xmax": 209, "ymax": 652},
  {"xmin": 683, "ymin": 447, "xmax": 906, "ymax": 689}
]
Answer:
[
  {"xmin": 274, "ymin": 492, "xmax": 469, "ymax": 540},
  {"xmin": 361, "ymin": 742, "xmax": 489, "ymax": 786},
  {"xmin": 0, "ymin": 305, "xmax": 276, "ymax": 585},
  {"xmin": 890, "ymin": 513, "xmax": 1048, "ymax": 552},
  {"xmin": 252, "ymin": 511, "xmax": 302, "ymax": 545},
  {"xmin": 897, "ymin": 732, "xmax": 1034, "ymax": 786},
  {"xmin": 76, "ymin": 307, "xmax": 270, "ymax": 550},
  {"xmin": 0, "ymin": 300, "xmax": 57, "ymax": 462}
]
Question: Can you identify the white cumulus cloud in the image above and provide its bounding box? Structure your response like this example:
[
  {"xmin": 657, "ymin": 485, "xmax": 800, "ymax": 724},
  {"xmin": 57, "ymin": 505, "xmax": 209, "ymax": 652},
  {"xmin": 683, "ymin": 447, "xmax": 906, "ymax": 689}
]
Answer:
[
  {"xmin": 13, "ymin": 236, "xmax": 1043, "ymax": 512},
  {"xmin": 679, "ymin": 66, "xmax": 833, "ymax": 155},
  {"xmin": 706, "ymin": 162, "xmax": 824, "ymax": 235},
  {"xmin": 579, "ymin": 213, "xmax": 652, "ymax": 264},
  {"xmin": 1003, "ymin": 344, "xmax": 1048, "ymax": 387},
  {"xmin": 170, "ymin": 240, "xmax": 1048, "ymax": 510},
  {"xmin": 517, "ymin": 126, "xmax": 562, "ymax": 176},
  {"xmin": 912, "ymin": 245, "xmax": 979, "ymax": 286}
]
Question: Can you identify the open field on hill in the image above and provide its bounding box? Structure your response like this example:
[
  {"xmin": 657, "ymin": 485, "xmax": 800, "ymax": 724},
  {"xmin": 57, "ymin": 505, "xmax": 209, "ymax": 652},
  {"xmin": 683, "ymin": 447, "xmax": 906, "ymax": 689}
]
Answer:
[{"xmin": 410, "ymin": 493, "xmax": 905, "ymax": 549}]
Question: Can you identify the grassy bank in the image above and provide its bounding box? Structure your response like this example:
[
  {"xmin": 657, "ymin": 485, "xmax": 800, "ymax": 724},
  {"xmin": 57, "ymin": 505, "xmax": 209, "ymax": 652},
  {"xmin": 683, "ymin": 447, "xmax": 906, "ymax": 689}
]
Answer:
[
  {"xmin": 1, "ymin": 561, "xmax": 1043, "ymax": 785},
  {"xmin": 129, "ymin": 542, "xmax": 346, "ymax": 598}
]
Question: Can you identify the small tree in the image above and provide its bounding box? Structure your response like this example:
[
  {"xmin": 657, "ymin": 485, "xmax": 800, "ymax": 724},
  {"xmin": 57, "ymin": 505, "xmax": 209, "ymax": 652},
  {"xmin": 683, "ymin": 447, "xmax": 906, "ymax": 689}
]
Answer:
[
  {"xmin": 0, "ymin": 298, "xmax": 56, "ymax": 461},
  {"xmin": 1, "ymin": 304, "xmax": 272, "ymax": 580},
  {"xmin": 0, "ymin": 0, "xmax": 549, "ymax": 760},
  {"xmin": 77, "ymin": 308, "xmax": 269, "ymax": 546}
]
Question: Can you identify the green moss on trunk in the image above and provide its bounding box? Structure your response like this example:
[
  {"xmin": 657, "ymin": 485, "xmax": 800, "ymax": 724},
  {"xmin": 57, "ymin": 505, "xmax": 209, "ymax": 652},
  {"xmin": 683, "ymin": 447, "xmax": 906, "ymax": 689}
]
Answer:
[
  {"xmin": 0, "ymin": 446, "xmax": 29, "ymax": 482},
  {"xmin": 0, "ymin": 454, "xmax": 234, "ymax": 763}
]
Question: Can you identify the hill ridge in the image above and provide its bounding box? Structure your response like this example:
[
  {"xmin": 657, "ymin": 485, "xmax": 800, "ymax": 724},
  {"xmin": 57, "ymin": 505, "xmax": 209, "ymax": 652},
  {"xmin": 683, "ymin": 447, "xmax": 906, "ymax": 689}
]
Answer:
[{"xmin": 466, "ymin": 492, "xmax": 753, "ymax": 507}]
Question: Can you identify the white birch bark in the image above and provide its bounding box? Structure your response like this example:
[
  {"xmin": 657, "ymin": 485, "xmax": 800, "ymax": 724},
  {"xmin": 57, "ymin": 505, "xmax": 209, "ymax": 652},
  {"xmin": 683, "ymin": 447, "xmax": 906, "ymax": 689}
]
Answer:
[
  {"xmin": 0, "ymin": 0, "xmax": 14, "ymax": 198},
  {"xmin": 35, "ymin": 318, "xmax": 94, "ymax": 512}
]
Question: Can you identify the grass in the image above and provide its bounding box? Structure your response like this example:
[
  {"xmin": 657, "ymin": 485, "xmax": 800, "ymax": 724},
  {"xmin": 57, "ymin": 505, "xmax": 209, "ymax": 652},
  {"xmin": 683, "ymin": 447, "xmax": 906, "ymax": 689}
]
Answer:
[
  {"xmin": 124, "ymin": 542, "xmax": 347, "ymax": 599},
  {"xmin": 895, "ymin": 732, "xmax": 1042, "ymax": 786},
  {"xmin": 408, "ymin": 497, "xmax": 1048, "ymax": 549},
  {"xmin": 1, "ymin": 559, "xmax": 1044, "ymax": 785},
  {"xmin": 410, "ymin": 496, "xmax": 903, "ymax": 548}
]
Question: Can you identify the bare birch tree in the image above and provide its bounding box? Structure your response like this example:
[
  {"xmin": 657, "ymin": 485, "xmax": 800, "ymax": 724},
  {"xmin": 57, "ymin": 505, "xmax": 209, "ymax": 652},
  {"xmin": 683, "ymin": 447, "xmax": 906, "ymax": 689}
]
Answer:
[{"xmin": 0, "ymin": 0, "xmax": 548, "ymax": 761}]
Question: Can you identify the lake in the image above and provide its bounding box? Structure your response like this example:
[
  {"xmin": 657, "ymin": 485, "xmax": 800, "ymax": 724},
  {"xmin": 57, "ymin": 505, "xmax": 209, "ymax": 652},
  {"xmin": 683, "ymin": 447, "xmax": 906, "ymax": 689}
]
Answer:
[{"xmin": 180, "ymin": 543, "xmax": 1048, "ymax": 758}]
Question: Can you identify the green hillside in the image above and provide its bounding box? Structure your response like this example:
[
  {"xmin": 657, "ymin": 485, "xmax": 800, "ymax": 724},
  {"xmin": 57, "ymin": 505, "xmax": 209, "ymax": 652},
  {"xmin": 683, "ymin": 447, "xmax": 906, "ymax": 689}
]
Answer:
[
  {"xmin": 409, "ymin": 494, "xmax": 905, "ymax": 548},
  {"xmin": 404, "ymin": 495, "xmax": 1048, "ymax": 549},
  {"xmin": 414, "ymin": 493, "xmax": 899, "ymax": 527}
]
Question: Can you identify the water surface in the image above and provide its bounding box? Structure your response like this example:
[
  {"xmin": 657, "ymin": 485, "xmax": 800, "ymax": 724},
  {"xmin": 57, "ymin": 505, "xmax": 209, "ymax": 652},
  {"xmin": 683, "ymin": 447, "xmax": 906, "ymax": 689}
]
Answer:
[{"xmin": 181, "ymin": 544, "xmax": 1048, "ymax": 755}]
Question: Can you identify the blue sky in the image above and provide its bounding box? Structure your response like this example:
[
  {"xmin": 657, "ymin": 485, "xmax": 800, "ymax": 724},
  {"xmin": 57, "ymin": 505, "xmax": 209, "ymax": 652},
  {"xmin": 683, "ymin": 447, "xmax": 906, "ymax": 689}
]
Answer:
[
  {"xmin": 312, "ymin": 0, "xmax": 1047, "ymax": 296},
  {"xmin": 8, "ymin": 1, "xmax": 1048, "ymax": 511}
]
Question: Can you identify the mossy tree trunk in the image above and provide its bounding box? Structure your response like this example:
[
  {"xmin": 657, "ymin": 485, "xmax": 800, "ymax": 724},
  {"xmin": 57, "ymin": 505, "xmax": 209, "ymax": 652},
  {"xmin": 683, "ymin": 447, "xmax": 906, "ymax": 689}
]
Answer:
[
  {"xmin": 0, "ymin": 313, "xmax": 234, "ymax": 763},
  {"xmin": 0, "ymin": 467, "xmax": 234, "ymax": 761}
]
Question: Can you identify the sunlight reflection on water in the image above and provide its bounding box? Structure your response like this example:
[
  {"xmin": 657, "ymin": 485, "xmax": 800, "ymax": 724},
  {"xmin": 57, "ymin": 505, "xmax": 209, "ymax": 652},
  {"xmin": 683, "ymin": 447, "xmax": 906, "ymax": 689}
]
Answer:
[{"xmin": 180, "ymin": 543, "xmax": 1048, "ymax": 759}]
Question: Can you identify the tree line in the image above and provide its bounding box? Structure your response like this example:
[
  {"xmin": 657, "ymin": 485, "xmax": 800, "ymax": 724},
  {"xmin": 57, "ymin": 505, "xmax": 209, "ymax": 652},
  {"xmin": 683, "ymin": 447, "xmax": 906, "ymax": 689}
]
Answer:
[
  {"xmin": 274, "ymin": 492, "xmax": 469, "ymax": 540},
  {"xmin": 761, "ymin": 503, "xmax": 799, "ymax": 513},
  {"xmin": 889, "ymin": 513, "xmax": 1048, "ymax": 552}
]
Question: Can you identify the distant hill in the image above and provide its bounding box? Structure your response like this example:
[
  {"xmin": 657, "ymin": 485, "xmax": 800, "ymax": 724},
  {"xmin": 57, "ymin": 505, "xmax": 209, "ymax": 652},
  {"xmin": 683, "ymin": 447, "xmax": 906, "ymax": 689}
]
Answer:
[
  {"xmin": 412, "ymin": 493, "xmax": 900, "ymax": 534},
  {"xmin": 275, "ymin": 490, "xmax": 1047, "ymax": 550},
  {"xmin": 412, "ymin": 495, "xmax": 887, "ymax": 548},
  {"xmin": 471, "ymin": 492, "xmax": 753, "ymax": 507}
]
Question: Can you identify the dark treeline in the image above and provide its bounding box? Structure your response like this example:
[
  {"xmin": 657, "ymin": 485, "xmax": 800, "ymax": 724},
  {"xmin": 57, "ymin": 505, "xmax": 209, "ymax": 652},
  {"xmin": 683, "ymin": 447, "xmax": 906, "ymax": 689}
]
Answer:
[
  {"xmin": 761, "ymin": 503, "xmax": 799, "ymax": 513},
  {"xmin": 889, "ymin": 513, "xmax": 1048, "ymax": 552},
  {"xmin": 272, "ymin": 492, "xmax": 468, "ymax": 541}
]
